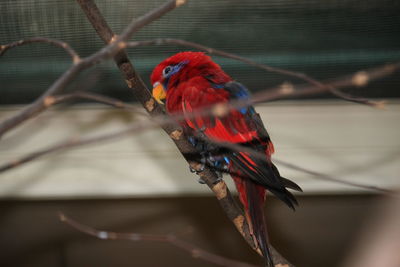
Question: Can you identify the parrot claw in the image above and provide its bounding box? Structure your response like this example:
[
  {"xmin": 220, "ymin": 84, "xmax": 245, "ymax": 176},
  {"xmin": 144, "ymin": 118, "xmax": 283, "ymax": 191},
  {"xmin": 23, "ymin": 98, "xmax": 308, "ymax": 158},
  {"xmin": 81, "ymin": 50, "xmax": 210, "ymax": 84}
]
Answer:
[
  {"xmin": 189, "ymin": 165, "xmax": 196, "ymax": 173},
  {"xmin": 189, "ymin": 164, "xmax": 205, "ymax": 174},
  {"xmin": 190, "ymin": 165, "xmax": 206, "ymax": 184},
  {"xmin": 189, "ymin": 152, "xmax": 206, "ymax": 175}
]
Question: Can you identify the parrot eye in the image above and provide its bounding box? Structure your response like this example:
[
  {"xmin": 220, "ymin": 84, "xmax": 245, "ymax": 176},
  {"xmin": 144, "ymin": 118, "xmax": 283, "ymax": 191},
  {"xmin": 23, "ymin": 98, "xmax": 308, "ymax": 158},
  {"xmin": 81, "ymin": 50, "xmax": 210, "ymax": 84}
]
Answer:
[{"xmin": 162, "ymin": 66, "xmax": 173, "ymax": 77}]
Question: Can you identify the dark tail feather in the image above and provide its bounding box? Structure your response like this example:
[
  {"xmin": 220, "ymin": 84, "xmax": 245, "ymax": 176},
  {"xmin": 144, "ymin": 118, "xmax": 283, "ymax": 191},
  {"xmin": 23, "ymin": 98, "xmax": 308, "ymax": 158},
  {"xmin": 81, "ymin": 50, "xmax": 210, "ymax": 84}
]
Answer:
[
  {"xmin": 280, "ymin": 176, "xmax": 302, "ymax": 192},
  {"xmin": 245, "ymin": 179, "xmax": 274, "ymax": 267},
  {"xmin": 270, "ymin": 163, "xmax": 302, "ymax": 192}
]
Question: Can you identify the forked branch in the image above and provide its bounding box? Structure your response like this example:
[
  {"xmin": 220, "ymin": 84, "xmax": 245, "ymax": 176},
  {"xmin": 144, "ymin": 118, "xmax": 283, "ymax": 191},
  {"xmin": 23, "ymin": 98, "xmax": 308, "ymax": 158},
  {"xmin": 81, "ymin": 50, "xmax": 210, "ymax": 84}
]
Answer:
[{"xmin": 0, "ymin": 37, "xmax": 81, "ymax": 63}]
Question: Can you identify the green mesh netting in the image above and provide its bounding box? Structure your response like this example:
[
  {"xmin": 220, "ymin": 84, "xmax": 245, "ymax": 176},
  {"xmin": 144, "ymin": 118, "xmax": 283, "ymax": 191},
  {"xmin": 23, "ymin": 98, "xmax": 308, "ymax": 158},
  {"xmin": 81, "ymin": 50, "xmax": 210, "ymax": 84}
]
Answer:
[{"xmin": 1, "ymin": 0, "xmax": 399, "ymax": 104}]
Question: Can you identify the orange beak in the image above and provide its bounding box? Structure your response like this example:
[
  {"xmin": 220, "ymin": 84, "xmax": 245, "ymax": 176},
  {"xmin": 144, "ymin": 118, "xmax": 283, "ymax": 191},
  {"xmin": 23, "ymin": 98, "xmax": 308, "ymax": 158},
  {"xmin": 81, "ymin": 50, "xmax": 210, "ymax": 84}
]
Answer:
[{"xmin": 152, "ymin": 82, "xmax": 166, "ymax": 104}]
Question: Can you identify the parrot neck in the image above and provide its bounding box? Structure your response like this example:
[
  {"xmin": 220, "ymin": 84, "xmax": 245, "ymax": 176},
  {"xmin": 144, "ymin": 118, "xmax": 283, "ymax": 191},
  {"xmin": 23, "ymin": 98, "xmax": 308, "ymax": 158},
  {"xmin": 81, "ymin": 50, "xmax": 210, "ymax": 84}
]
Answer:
[{"xmin": 166, "ymin": 85, "xmax": 182, "ymax": 114}]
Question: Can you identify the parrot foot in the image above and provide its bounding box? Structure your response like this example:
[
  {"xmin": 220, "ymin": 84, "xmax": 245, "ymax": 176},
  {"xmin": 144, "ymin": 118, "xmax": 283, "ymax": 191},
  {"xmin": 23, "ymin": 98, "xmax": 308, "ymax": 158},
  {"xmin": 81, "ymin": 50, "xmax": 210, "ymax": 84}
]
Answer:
[
  {"xmin": 189, "ymin": 153, "xmax": 206, "ymax": 174},
  {"xmin": 189, "ymin": 162, "xmax": 205, "ymax": 174},
  {"xmin": 189, "ymin": 165, "xmax": 196, "ymax": 173},
  {"xmin": 189, "ymin": 153, "xmax": 208, "ymax": 184},
  {"xmin": 190, "ymin": 165, "xmax": 206, "ymax": 184},
  {"xmin": 191, "ymin": 167, "xmax": 206, "ymax": 184}
]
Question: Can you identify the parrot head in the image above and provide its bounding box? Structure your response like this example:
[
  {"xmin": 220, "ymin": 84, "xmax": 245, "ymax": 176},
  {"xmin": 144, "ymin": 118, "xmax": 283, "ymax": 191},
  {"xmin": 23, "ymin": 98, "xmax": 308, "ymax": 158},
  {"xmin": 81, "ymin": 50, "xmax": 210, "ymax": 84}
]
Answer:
[{"xmin": 150, "ymin": 51, "xmax": 226, "ymax": 104}]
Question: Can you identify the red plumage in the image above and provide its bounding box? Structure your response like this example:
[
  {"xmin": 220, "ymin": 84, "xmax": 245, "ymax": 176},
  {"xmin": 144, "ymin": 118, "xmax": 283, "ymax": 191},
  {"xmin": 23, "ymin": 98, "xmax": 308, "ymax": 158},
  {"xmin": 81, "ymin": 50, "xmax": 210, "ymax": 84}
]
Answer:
[{"xmin": 151, "ymin": 52, "xmax": 301, "ymax": 266}]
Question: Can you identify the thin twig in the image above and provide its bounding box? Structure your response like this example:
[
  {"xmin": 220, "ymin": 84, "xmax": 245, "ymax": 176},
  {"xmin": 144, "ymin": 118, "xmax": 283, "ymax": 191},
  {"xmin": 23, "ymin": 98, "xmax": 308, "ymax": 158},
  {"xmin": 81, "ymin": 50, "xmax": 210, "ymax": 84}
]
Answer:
[
  {"xmin": 251, "ymin": 63, "xmax": 399, "ymax": 106},
  {"xmin": 0, "ymin": 119, "xmax": 152, "ymax": 173},
  {"xmin": 59, "ymin": 213, "xmax": 259, "ymax": 267},
  {"xmin": 195, "ymin": 136, "xmax": 397, "ymax": 196},
  {"xmin": 0, "ymin": 37, "xmax": 81, "ymax": 63},
  {"xmin": 53, "ymin": 91, "xmax": 147, "ymax": 115},
  {"xmin": 127, "ymin": 38, "xmax": 380, "ymax": 107},
  {"xmin": 274, "ymin": 158, "xmax": 397, "ymax": 196},
  {"xmin": 171, "ymin": 62, "xmax": 398, "ymax": 120}
]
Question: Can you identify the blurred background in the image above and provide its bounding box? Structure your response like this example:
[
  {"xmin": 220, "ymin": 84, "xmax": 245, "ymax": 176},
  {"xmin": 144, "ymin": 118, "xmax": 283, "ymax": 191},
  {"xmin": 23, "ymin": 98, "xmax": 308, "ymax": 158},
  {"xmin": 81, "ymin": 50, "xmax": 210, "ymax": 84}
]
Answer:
[{"xmin": 0, "ymin": 0, "xmax": 399, "ymax": 266}]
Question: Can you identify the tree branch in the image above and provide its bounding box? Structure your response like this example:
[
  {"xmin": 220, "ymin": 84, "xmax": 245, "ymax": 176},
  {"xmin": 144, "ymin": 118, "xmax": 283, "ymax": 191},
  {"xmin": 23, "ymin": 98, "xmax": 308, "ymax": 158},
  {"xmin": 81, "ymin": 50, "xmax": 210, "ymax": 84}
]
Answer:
[
  {"xmin": 59, "ymin": 213, "xmax": 260, "ymax": 267},
  {"xmin": 53, "ymin": 91, "xmax": 146, "ymax": 115},
  {"xmin": 195, "ymin": 136, "xmax": 397, "ymax": 196},
  {"xmin": 126, "ymin": 38, "xmax": 381, "ymax": 107},
  {"xmin": 252, "ymin": 63, "xmax": 399, "ymax": 106},
  {"xmin": 0, "ymin": 37, "xmax": 80, "ymax": 63},
  {"xmin": 0, "ymin": 119, "xmax": 151, "ymax": 173}
]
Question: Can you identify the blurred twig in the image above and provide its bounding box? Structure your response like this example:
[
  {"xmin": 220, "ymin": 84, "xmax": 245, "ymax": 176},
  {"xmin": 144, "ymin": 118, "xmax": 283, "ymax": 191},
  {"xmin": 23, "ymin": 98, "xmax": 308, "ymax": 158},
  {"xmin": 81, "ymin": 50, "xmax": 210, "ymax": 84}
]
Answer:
[
  {"xmin": 0, "ymin": 37, "xmax": 81, "ymax": 63},
  {"xmin": 195, "ymin": 136, "xmax": 397, "ymax": 196},
  {"xmin": 0, "ymin": 118, "xmax": 154, "ymax": 173},
  {"xmin": 59, "ymin": 213, "xmax": 259, "ymax": 267},
  {"xmin": 53, "ymin": 91, "xmax": 146, "ymax": 115},
  {"xmin": 127, "ymin": 38, "xmax": 382, "ymax": 107}
]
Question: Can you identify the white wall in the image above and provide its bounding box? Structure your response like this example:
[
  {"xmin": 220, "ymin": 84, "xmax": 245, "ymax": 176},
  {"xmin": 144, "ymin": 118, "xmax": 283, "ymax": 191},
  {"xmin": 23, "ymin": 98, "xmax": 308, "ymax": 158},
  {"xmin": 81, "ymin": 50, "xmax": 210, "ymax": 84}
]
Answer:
[{"xmin": 0, "ymin": 100, "xmax": 399, "ymax": 198}]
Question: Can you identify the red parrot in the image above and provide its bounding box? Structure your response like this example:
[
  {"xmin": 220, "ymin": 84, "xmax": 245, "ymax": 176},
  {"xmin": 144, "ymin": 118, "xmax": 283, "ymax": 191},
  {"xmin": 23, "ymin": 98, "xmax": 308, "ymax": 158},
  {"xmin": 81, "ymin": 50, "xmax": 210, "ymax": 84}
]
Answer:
[{"xmin": 151, "ymin": 52, "xmax": 301, "ymax": 266}]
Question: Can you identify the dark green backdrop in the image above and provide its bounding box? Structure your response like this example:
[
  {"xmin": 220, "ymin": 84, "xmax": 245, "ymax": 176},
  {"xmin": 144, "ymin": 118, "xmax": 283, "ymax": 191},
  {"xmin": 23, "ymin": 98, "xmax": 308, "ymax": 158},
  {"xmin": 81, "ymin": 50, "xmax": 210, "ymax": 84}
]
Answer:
[{"xmin": 1, "ymin": 0, "xmax": 399, "ymax": 104}]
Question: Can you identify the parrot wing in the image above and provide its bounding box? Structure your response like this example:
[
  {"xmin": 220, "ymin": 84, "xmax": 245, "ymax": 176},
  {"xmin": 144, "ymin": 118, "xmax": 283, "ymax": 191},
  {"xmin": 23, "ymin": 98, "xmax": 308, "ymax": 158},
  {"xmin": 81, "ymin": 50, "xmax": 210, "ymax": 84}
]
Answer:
[{"xmin": 181, "ymin": 78, "xmax": 301, "ymax": 208}]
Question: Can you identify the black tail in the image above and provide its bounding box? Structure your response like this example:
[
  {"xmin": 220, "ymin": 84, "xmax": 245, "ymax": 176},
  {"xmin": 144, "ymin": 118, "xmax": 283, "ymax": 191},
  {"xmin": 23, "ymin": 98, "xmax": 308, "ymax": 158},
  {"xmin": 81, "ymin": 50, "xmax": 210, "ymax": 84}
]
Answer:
[
  {"xmin": 231, "ymin": 152, "xmax": 302, "ymax": 210},
  {"xmin": 245, "ymin": 179, "xmax": 274, "ymax": 267}
]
